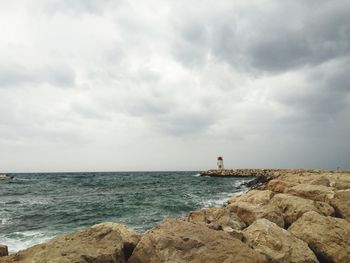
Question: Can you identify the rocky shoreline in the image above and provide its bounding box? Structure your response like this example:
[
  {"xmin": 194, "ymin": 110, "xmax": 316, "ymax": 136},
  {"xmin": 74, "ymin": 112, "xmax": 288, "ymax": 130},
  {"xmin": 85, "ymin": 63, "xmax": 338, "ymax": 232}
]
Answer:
[{"xmin": 1, "ymin": 169, "xmax": 350, "ymax": 262}]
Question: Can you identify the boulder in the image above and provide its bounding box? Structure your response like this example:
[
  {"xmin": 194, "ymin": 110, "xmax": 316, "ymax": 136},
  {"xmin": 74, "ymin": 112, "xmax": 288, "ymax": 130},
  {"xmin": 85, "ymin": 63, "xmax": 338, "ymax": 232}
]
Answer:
[
  {"xmin": 228, "ymin": 190, "xmax": 274, "ymax": 206},
  {"xmin": 285, "ymin": 184, "xmax": 334, "ymax": 202},
  {"xmin": 269, "ymin": 193, "xmax": 334, "ymax": 227},
  {"xmin": 289, "ymin": 211, "xmax": 350, "ymax": 263},
  {"xmin": 188, "ymin": 207, "xmax": 246, "ymax": 231},
  {"xmin": 264, "ymin": 179, "xmax": 297, "ymax": 193},
  {"xmin": 1, "ymin": 222, "xmax": 140, "ymax": 263},
  {"xmin": 309, "ymin": 176, "xmax": 331, "ymax": 186},
  {"xmin": 330, "ymin": 189, "xmax": 350, "ymax": 221},
  {"xmin": 0, "ymin": 245, "xmax": 8, "ymax": 257},
  {"xmin": 128, "ymin": 219, "xmax": 266, "ymax": 263},
  {"xmin": 331, "ymin": 179, "xmax": 350, "ymax": 190},
  {"xmin": 222, "ymin": 226, "xmax": 244, "ymax": 240},
  {"xmin": 228, "ymin": 201, "xmax": 285, "ymax": 228},
  {"xmin": 243, "ymin": 219, "xmax": 318, "ymax": 263}
]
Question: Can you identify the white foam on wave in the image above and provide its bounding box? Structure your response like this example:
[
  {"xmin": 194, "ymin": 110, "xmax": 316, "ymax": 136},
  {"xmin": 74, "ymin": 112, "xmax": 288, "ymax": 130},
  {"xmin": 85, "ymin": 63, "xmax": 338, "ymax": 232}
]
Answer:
[
  {"xmin": 191, "ymin": 173, "xmax": 201, "ymax": 177},
  {"xmin": 1, "ymin": 231, "xmax": 56, "ymax": 253},
  {"xmin": 201, "ymin": 190, "xmax": 247, "ymax": 208},
  {"xmin": 0, "ymin": 217, "xmax": 12, "ymax": 225}
]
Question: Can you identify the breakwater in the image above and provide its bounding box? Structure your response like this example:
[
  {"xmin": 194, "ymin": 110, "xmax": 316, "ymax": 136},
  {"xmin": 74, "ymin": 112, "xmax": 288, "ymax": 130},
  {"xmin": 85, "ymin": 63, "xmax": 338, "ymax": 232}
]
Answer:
[{"xmin": 200, "ymin": 168, "xmax": 322, "ymax": 177}]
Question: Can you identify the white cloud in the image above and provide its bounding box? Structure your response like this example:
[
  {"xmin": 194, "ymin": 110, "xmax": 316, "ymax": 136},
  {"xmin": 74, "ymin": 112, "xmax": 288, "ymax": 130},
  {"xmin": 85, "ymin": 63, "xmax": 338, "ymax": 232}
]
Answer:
[{"xmin": 0, "ymin": 0, "xmax": 349, "ymax": 172}]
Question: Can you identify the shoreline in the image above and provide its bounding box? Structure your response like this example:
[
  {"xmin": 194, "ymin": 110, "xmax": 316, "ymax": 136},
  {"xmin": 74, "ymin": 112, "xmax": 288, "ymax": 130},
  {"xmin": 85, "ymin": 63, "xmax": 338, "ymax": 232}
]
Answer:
[{"xmin": 1, "ymin": 169, "xmax": 350, "ymax": 262}]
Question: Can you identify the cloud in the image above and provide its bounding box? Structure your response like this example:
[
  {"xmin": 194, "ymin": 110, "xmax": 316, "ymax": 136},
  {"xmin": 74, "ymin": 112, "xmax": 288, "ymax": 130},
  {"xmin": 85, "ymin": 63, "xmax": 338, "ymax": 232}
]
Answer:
[
  {"xmin": 0, "ymin": 0, "xmax": 349, "ymax": 171},
  {"xmin": 172, "ymin": 0, "xmax": 350, "ymax": 72},
  {"xmin": 0, "ymin": 63, "xmax": 75, "ymax": 88}
]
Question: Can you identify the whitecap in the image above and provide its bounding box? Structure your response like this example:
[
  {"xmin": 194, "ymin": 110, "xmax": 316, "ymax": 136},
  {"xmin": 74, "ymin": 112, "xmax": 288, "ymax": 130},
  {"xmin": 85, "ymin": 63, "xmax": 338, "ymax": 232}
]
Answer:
[{"xmin": 1, "ymin": 231, "xmax": 56, "ymax": 253}]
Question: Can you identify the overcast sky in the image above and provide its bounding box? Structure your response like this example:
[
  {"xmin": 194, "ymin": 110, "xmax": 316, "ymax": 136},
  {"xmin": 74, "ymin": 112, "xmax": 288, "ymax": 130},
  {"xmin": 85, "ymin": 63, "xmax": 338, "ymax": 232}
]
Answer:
[{"xmin": 0, "ymin": 0, "xmax": 349, "ymax": 172}]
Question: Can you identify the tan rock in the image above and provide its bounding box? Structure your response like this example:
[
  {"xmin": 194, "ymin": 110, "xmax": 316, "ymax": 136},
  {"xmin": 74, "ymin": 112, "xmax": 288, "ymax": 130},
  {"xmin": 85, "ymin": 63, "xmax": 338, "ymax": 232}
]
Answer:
[
  {"xmin": 188, "ymin": 207, "xmax": 246, "ymax": 231},
  {"xmin": 128, "ymin": 219, "xmax": 266, "ymax": 263},
  {"xmin": 1, "ymin": 222, "xmax": 140, "ymax": 263},
  {"xmin": 289, "ymin": 211, "xmax": 350, "ymax": 263},
  {"xmin": 331, "ymin": 179, "xmax": 350, "ymax": 190},
  {"xmin": 285, "ymin": 184, "xmax": 335, "ymax": 202},
  {"xmin": 269, "ymin": 194, "xmax": 334, "ymax": 227},
  {"xmin": 243, "ymin": 219, "xmax": 318, "ymax": 263},
  {"xmin": 330, "ymin": 189, "xmax": 350, "ymax": 221},
  {"xmin": 264, "ymin": 179, "xmax": 297, "ymax": 193},
  {"xmin": 308, "ymin": 176, "xmax": 331, "ymax": 186},
  {"xmin": 228, "ymin": 201, "xmax": 285, "ymax": 228},
  {"xmin": 228, "ymin": 190, "xmax": 274, "ymax": 206},
  {"xmin": 222, "ymin": 226, "xmax": 244, "ymax": 240},
  {"xmin": 0, "ymin": 245, "xmax": 8, "ymax": 257}
]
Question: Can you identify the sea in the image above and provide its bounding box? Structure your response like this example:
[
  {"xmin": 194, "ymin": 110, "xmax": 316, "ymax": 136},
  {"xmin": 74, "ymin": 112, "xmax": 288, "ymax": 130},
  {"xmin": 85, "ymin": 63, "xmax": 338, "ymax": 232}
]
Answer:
[{"xmin": 0, "ymin": 171, "xmax": 253, "ymax": 253}]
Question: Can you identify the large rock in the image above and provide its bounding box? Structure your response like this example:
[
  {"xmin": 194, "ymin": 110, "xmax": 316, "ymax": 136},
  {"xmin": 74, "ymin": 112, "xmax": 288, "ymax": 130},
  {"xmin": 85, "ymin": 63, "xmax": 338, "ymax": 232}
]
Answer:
[
  {"xmin": 264, "ymin": 179, "xmax": 298, "ymax": 193},
  {"xmin": 289, "ymin": 211, "xmax": 350, "ymax": 263},
  {"xmin": 228, "ymin": 201, "xmax": 285, "ymax": 228},
  {"xmin": 308, "ymin": 176, "xmax": 331, "ymax": 187},
  {"xmin": 128, "ymin": 219, "xmax": 266, "ymax": 263},
  {"xmin": 243, "ymin": 219, "xmax": 318, "ymax": 263},
  {"xmin": 329, "ymin": 173, "xmax": 350, "ymax": 190},
  {"xmin": 332, "ymin": 179, "xmax": 350, "ymax": 190},
  {"xmin": 285, "ymin": 184, "xmax": 334, "ymax": 202},
  {"xmin": 1, "ymin": 222, "xmax": 140, "ymax": 263},
  {"xmin": 188, "ymin": 207, "xmax": 246, "ymax": 231},
  {"xmin": 0, "ymin": 245, "xmax": 8, "ymax": 257},
  {"xmin": 330, "ymin": 189, "xmax": 350, "ymax": 221},
  {"xmin": 269, "ymin": 193, "xmax": 334, "ymax": 227},
  {"xmin": 228, "ymin": 190, "xmax": 274, "ymax": 206}
]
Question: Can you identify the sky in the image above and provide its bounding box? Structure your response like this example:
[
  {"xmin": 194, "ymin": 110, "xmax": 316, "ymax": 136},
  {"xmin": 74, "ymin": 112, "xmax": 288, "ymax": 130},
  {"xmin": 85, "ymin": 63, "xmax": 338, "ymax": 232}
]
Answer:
[{"xmin": 0, "ymin": 0, "xmax": 349, "ymax": 172}]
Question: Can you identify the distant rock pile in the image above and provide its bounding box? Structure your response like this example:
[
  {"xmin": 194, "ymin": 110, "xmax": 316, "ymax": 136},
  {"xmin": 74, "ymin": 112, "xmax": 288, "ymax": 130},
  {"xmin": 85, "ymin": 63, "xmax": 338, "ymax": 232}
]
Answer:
[
  {"xmin": 1, "ymin": 169, "xmax": 350, "ymax": 263},
  {"xmin": 199, "ymin": 168, "xmax": 321, "ymax": 177}
]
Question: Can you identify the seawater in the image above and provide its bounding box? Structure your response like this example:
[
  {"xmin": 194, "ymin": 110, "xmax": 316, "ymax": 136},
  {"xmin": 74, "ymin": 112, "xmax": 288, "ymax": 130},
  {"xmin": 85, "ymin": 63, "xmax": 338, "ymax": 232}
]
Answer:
[{"xmin": 0, "ymin": 172, "xmax": 253, "ymax": 252}]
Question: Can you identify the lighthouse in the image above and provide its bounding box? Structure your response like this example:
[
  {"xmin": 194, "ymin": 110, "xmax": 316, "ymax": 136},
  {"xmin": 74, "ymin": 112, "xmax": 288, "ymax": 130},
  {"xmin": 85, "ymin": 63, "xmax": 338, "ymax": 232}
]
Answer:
[{"xmin": 217, "ymin": 156, "xmax": 224, "ymax": 169}]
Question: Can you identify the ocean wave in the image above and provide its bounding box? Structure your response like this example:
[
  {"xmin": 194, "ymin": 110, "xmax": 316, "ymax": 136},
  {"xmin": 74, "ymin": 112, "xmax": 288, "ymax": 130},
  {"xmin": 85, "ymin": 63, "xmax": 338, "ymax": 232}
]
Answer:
[
  {"xmin": 201, "ymin": 190, "xmax": 247, "ymax": 208},
  {"xmin": 0, "ymin": 217, "xmax": 12, "ymax": 225},
  {"xmin": 1, "ymin": 231, "xmax": 56, "ymax": 253}
]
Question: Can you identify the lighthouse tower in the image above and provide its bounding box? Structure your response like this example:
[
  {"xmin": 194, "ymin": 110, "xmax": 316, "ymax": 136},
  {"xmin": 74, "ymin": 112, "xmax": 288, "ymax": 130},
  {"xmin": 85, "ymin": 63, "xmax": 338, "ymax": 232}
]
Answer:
[{"xmin": 217, "ymin": 156, "xmax": 224, "ymax": 169}]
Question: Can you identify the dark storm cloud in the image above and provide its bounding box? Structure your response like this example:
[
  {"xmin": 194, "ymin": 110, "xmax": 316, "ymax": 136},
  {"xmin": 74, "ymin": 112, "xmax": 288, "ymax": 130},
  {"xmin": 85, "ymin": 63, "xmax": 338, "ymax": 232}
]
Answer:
[
  {"xmin": 274, "ymin": 58, "xmax": 350, "ymax": 122},
  {"xmin": 173, "ymin": 0, "xmax": 350, "ymax": 73},
  {"xmin": 246, "ymin": 4, "xmax": 350, "ymax": 72},
  {"xmin": 0, "ymin": 64, "xmax": 75, "ymax": 88}
]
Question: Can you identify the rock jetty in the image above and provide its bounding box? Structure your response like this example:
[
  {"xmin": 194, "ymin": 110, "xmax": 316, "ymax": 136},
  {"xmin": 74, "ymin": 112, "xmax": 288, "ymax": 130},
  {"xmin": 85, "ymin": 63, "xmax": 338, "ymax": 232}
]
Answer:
[
  {"xmin": 1, "ymin": 169, "xmax": 350, "ymax": 263},
  {"xmin": 199, "ymin": 168, "xmax": 321, "ymax": 177}
]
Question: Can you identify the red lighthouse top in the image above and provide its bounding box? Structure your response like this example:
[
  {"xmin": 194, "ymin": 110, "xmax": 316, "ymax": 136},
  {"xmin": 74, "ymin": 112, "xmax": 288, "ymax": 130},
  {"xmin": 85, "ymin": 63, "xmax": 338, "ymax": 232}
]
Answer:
[{"xmin": 217, "ymin": 156, "xmax": 223, "ymax": 161}]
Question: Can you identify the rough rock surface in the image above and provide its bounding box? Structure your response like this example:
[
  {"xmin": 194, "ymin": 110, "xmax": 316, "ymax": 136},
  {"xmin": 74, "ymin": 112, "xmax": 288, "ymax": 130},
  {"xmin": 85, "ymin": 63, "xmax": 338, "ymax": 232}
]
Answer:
[
  {"xmin": 330, "ymin": 189, "xmax": 350, "ymax": 221},
  {"xmin": 227, "ymin": 190, "xmax": 274, "ymax": 206},
  {"xmin": 285, "ymin": 184, "xmax": 334, "ymax": 202},
  {"xmin": 289, "ymin": 211, "xmax": 350, "ymax": 263},
  {"xmin": 228, "ymin": 201, "xmax": 285, "ymax": 228},
  {"xmin": 128, "ymin": 219, "xmax": 266, "ymax": 263},
  {"xmin": 243, "ymin": 219, "xmax": 318, "ymax": 263},
  {"xmin": 0, "ymin": 222, "xmax": 140, "ymax": 263},
  {"xmin": 0, "ymin": 245, "xmax": 8, "ymax": 257},
  {"xmin": 269, "ymin": 193, "xmax": 334, "ymax": 227},
  {"xmin": 332, "ymin": 179, "xmax": 350, "ymax": 190},
  {"xmin": 264, "ymin": 179, "xmax": 298, "ymax": 193},
  {"xmin": 187, "ymin": 207, "xmax": 246, "ymax": 231}
]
